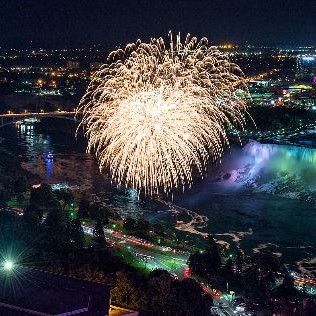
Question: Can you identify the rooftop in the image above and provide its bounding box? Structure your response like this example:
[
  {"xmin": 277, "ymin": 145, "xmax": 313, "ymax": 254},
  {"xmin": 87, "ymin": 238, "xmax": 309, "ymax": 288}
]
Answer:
[{"xmin": 0, "ymin": 266, "xmax": 111, "ymax": 316}]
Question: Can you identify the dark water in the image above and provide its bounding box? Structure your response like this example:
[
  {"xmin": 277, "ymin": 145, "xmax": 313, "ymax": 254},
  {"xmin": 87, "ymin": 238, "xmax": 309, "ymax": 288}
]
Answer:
[
  {"xmin": 0, "ymin": 121, "xmax": 159, "ymax": 216},
  {"xmin": 0, "ymin": 121, "xmax": 315, "ymax": 275}
]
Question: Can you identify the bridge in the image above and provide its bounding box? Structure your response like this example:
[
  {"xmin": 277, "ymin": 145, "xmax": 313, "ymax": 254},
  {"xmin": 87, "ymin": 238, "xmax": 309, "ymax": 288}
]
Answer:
[{"xmin": 0, "ymin": 111, "xmax": 79, "ymax": 128}]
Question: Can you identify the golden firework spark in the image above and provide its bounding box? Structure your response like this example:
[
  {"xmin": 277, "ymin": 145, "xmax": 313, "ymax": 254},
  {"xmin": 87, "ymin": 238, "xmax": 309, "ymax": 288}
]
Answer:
[{"xmin": 77, "ymin": 32, "xmax": 249, "ymax": 195}]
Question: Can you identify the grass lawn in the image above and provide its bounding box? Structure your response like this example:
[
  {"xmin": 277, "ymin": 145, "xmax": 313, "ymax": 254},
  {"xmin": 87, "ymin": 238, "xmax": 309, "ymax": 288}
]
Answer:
[
  {"xmin": 81, "ymin": 218, "xmax": 97, "ymax": 227},
  {"xmin": 6, "ymin": 196, "xmax": 27, "ymax": 209},
  {"xmin": 160, "ymin": 258, "xmax": 182, "ymax": 270},
  {"xmin": 114, "ymin": 248, "xmax": 150, "ymax": 275},
  {"xmin": 84, "ymin": 234, "xmax": 95, "ymax": 247}
]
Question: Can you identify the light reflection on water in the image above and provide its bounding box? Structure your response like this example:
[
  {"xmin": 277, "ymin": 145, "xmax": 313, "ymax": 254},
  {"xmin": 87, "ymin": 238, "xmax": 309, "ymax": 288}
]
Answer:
[
  {"xmin": 171, "ymin": 140, "xmax": 316, "ymax": 273},
  {"xmin": 12, "ymin": 122, "xmax": 155, "ymax": 218},
  {"xmin": 244, "ymin": 139, "xmax": 316, "ymax": 165}
]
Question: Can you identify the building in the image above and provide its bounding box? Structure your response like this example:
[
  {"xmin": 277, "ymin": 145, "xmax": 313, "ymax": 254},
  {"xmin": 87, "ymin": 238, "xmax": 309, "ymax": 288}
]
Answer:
[
  {"xmin": 297, "ymin": 55, "xmax": 316, "ymax": 80},
  {"xmin": 0, "ymin": 266, "xmax": 111, "ymax": 316},
  {"xmin": 90, "ymin": 62, "xmax": 103, "ymax": 70},
  {"xmin": 67, "ymin": 61, "xmax": 80, "ymax": 69}
]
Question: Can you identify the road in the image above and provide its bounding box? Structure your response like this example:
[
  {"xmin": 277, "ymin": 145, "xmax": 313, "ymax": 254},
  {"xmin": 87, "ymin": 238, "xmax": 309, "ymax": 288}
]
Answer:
[
  {"xmin": 7, "ymin": 207, "xmax": 316, "ymax": 315},
  {"xmin": 82, "ymin": 224, "xmax": 189, "ymax": 276},
  {"xmin": 204, "ymin": 286, "xmax": 237, "ymax": 316},
  {"xmin": 0, "ymin": 111, "xmax": 76, "ymax": 118},
  {"xmin": 0, "ymin": 111, "xmax": 78, "ymax": 127},
  {"xmin": 82, "ymin": 224, "xmax": 240, "ymax": 315},
  {"xmin": 5, "ymin": 206, "xmax": 189, "ymax": 276}
]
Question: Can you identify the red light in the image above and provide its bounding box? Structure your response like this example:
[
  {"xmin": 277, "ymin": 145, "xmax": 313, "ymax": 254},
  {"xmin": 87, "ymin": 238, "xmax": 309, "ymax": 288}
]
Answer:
[{"xmin": 183, "ymin": 267, "xmax": 192, "ymax": 278}]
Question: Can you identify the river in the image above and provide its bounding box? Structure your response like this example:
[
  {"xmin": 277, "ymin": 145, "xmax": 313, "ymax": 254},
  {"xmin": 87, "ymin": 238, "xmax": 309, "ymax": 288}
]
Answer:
[{"xmin": 0, "ymin": 119, "xmax": 315, "ymax": 276}]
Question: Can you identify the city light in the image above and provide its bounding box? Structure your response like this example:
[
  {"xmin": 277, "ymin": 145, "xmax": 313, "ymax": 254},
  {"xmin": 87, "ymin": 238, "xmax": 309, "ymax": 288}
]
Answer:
[
  {"xmin": 302, "ymin": 56, "xmax": 315, "ymax": 62},
  {"xmin": 78, "ymin": 32, "xmax": 248, "ymax": 195},
  {"xmin": 1, "ymin": 2, "xmax": 316, "ymax": 315},
  {"xmin": 3, "ymin": 260, "xmax": 14, "ymax": 271}
]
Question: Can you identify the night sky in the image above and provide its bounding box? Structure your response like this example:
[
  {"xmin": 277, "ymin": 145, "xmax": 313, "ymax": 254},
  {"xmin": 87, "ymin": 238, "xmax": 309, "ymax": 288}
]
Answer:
[{"xmin": 0, "ymin": 0, "xmax": 315, "ymax": 48}]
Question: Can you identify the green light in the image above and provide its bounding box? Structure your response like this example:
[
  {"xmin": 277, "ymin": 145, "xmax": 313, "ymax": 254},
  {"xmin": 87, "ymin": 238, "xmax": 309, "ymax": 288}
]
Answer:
[{"xmin": 3, "ymin": 260, "xmax": 14, "ymax": 271}]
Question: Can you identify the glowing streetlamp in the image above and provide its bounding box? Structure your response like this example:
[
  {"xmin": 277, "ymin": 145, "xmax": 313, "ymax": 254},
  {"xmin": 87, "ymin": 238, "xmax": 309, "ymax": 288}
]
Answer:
[{"xmin": 3, "ymin": 260, "xmax": 14, "ymax": 271}]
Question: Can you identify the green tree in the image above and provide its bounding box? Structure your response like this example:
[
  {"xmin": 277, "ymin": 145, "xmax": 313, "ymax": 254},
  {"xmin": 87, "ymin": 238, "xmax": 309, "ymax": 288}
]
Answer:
[
  {"xmin": 13, "ymin": 176, "xmax": 27, "ymax": 195},
  {"xmin": 0, "ymin": 188, "xmax": 10, "ymax": 208},
  {"xmin": 206, "ymin": 234, "xmax": 222, "ymax": 271},
  {"xmin": 123, "ymin": 217, "xmax": 136, "ymax": 232},
  {"xmin": 111, "ymin": 272, "xmax": 147, "ymax": 310},
  {"xmin": 188, "ymin": 251, "xmax": 208, "ymax": 277},
  {"xmin": 23, "ymin": 204, "xmax": 41, "ymax": 233},
  {"xmin": 176, "ymin": 278, "xmax": 213, "ymax": 315},
  {"xmin": 30, "ymin": 183, "xmax": 57, "ymax": 214},
  {"xmin": 147, "ymin": 271, "xmax": 176, "ymax": 313},
  {"xmin": 147, "ymin": 271, "xmax": 212, "ymax": 315},
  {"xmin": 89, "ymin": 202, "xmax": 101, "ymax": 220},
  {"xmin": 153, "ymin": 222, "xmax": 166, "ymax": 236},
  {"xmin": 236, "ymin": 247, "xmax": 245, "ymax": 273},
  {"xmin": 93, "ymin": 219, "xmax": 105, "ymax": 248},
  {"xmin": 54, "ymin": 189, "xmax": 74, "ymax": 211},
  {"xmin": 148, "ymin": 269, "xmax": 171, "ymax": 279},
  {"xmin": 224, "ymin": 256, "xmax": 234, "ymax": 275},
  {"xmin": 43, "ymin": 207, "xmax": 67, "ymax": 250},
  {"xmin": 91, "ymin": 204, "xmax": 109, "ymax": 225},
  {"xmin": 188, "ymin": 235, "xmax": 222, "ymax": 279},
  {"xmin": 69, "ymin": 218, "xmax": 84, "ymax": 249},
  {"xmin": 135, "ymin": 218, "xmax": 150, "ymax": 238},
  {"xmin": 77, "ymin": 195, "xmax": 91, "ymax": 218},
  {"xmin": 254, "ymin": 250, "xmax": 282, "ymax": 274}
]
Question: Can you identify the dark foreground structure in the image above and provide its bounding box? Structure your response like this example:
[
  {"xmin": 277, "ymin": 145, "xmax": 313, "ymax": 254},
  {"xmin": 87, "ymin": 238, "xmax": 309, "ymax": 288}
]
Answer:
[{"xmin": 0, "ymin": 266, "xmax": 111, "ymax": 316}]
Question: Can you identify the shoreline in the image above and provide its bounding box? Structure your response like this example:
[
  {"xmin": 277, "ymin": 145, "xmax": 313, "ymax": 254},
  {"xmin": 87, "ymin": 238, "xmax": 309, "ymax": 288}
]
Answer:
[{"xmin": 1, "ymin": 122, "xmax": 315, "ymax": 277}]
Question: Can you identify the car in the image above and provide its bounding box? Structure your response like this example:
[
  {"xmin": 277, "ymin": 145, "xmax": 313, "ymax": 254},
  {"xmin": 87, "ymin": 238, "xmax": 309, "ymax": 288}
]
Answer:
[
  {"xmin": 171, "ymin": 273, "xmax": 179, "ymax": 280},
  {"xmin": 235, "ymin": 304, "xmax": 246, "ymax": 313},
  {"xmin": 210, "ymin": 307, "xmax": 220, "ymax": 316},
  {"xmin": 219, "ymin": 303, "xmax": 228, "ymax": 308},
  {"xmin": 211, "ymin": 289, "xmax": 222, "ymax": 297}
]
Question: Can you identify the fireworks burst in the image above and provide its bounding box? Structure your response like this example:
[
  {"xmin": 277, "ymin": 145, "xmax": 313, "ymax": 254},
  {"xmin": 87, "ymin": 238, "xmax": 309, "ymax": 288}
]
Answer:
[{"xmin": 77, "ymin": 32, "xmax": 249, "ymax": 195}]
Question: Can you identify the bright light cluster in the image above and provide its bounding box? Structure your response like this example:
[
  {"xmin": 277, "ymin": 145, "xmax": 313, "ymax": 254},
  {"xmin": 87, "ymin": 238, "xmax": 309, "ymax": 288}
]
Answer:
[{"xmin": 77, "ymin": 32, "xmax": 249, "ymax": 195}]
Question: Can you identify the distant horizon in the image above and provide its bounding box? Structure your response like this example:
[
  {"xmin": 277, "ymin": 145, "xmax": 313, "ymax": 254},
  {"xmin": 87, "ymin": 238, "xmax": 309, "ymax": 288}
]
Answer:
[
  {"xmin": 1, "ymin": 0, "xmax": 315, "ymax": 49},
  {"xmin": 0, "ymin": 40, "xmax": 315, "ymax": 50}
]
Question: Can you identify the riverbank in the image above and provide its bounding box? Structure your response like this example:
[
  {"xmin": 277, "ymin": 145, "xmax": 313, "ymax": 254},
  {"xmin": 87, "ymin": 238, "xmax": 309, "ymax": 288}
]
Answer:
[{"xmin": 0, "ymin": 120, "xmax": 315, "ymax": 277}]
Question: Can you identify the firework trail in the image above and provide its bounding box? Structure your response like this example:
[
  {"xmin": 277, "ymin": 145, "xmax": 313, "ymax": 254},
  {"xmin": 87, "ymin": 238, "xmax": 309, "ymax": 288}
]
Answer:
[{"xmin": 77, "ymin": 32, "xmax": 249, "ymax": 195}]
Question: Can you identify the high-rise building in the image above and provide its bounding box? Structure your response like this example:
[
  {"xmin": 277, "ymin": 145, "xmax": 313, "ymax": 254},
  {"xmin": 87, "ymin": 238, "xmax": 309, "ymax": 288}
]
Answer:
[
  {"xmin": 297, "ymin": 55, "xmax": 316, "ymax": 80},
  {"xmin": 67, "ymin": 60, "xmax": 80, "ymax": 69},
  {"xmin": 90, "ymin": 62, "xmax": 103, "ymax": 70}
]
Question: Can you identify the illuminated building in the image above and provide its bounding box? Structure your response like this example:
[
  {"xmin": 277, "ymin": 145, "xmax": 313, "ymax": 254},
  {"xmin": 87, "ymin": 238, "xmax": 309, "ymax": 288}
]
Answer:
[
  {"xmin": 67, "ymin": 60, "xmax": 80, "ymax": 69},
  {"xmin": 297, "ymin": 55, "xmax": 316, "ymax": 80},
  {"xmin": 90, "ymin": 62, "xmax": 103, "ymax": 70}
]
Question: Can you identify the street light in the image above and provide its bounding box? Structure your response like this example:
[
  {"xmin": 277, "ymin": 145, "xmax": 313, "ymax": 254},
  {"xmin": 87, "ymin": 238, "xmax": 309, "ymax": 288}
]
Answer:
[{"xmin": 3, "ymin": 260, "xmax": 14, "ymax": 271}]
